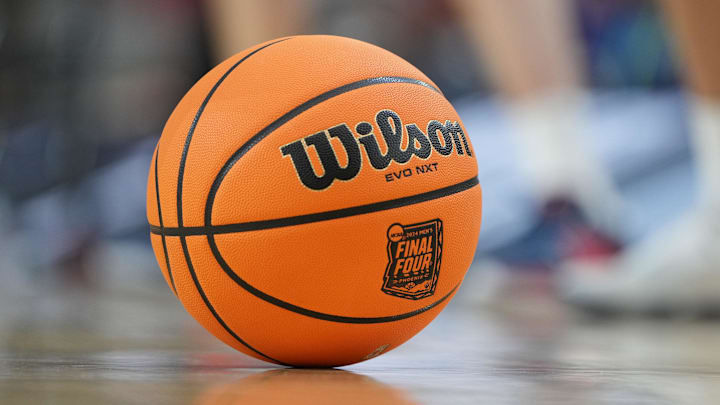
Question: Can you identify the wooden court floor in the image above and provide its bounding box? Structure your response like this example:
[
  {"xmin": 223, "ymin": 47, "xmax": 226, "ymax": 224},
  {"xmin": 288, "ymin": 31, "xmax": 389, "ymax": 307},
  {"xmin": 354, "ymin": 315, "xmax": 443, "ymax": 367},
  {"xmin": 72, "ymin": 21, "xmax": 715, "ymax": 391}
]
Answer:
[{"xmin": 1, "ymin": 271, "xmax": 720, "ymax": 404}]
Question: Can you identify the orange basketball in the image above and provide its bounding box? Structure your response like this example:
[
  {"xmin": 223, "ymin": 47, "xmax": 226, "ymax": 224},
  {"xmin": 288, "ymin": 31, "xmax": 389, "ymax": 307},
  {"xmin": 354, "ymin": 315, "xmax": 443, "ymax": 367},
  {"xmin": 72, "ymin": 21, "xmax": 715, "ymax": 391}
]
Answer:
[{"xmin": 147, "ymin": 35, "xmax": 482, "ymax": 367}]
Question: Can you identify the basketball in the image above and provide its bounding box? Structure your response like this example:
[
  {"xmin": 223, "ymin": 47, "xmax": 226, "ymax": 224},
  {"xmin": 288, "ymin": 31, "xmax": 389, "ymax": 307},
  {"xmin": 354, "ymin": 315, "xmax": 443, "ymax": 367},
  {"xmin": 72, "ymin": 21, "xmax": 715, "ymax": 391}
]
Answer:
[{"xmin": 146, "ymin": 35, "xmax": 482, "ymax": 367}]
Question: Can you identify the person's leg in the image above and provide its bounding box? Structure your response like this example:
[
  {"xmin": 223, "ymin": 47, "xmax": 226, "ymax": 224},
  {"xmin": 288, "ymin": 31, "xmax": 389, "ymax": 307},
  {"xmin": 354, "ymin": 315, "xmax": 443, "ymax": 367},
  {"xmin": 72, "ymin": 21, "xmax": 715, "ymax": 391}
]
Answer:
[
  {"xmin": 661, "ymin": 0, "xmax": 720, "ymax": 211},
  {"xmin": 205, "ymin": 0, "xmax": 313, "ymax": 61},
  {"xmin": 560, "ymin": 0, "xmax": 720, "ymax": 314},
  {"xmin": 453, "ymin": 0, "xmax": 623, "ymax": 232},
  {"xmin": 454, "ymin": 0, "xmax": 583, "ymax": 97}
]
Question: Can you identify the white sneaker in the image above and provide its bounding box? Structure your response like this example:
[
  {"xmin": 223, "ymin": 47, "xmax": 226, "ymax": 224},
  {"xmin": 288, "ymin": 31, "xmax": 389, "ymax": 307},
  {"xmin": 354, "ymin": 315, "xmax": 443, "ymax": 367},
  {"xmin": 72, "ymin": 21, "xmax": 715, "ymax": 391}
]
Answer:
[{"xmin": 557, "ymin": 210, "xmax": 720, "ymax": 316}]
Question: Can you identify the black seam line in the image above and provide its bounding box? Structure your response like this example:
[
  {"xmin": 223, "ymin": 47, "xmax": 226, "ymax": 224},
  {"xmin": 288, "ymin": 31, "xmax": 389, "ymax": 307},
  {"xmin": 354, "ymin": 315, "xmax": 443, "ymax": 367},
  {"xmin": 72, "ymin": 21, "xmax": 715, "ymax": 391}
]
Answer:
[
  {"xmin": 178, "ymin": 236, "xmax": 288, "ymax": 365},
  {"xmin": 175, "ymin": 38, "xmax": 291, "ymax": 365},
  {"xmin": 203, "ymin": 75, "xmax": 441, "ymax": 228},
  {"xmin": 176, "ymin": 37, "xmax": 291, "ymax": 228},
  {"xmin": 154, "ymin": 148, "xmax": 176, "ymax": 294},
  {"xmin": 150, "ymin": 177, "xmax": 478, "ymax": 236}
]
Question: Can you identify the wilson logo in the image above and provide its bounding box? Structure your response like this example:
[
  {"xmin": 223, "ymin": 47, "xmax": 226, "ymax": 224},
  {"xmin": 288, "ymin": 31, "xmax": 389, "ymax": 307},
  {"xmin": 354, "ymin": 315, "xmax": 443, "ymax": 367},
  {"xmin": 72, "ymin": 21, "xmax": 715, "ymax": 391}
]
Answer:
[{"xmin": 280, "ymin": 110, "xmax": 472, "ymax": 190}]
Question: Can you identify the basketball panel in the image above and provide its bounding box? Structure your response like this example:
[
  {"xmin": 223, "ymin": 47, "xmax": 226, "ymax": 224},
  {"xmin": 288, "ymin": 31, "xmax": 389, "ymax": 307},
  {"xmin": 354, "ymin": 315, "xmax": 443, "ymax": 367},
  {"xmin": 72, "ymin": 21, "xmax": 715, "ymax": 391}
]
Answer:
[
  {"xmin": 211, "ymin": 186, "xmax": 481, "ymax": 317},
  {"xmin": 187, "ymin": 231, "xmax": 460, "ymax": 366}
]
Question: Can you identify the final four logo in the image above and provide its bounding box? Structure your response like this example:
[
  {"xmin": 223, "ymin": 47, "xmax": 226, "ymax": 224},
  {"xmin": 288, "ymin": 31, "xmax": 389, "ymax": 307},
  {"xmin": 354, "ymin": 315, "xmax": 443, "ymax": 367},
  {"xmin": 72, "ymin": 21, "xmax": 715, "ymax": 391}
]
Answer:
[
  {"xmin": 280, "ymin": 109, "xmax": 472, "ymax": 190},
  {"xmin": 382, "ymin": 220, "xmax": 443, "ymax": 300}
]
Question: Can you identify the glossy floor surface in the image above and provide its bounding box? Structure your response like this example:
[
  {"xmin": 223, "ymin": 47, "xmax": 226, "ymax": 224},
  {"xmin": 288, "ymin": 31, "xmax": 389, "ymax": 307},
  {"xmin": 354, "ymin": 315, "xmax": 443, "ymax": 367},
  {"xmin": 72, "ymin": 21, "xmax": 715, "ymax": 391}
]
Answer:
[{"xmin": 2, "ymin": 271, "xmax": 720, "ymax": 405}]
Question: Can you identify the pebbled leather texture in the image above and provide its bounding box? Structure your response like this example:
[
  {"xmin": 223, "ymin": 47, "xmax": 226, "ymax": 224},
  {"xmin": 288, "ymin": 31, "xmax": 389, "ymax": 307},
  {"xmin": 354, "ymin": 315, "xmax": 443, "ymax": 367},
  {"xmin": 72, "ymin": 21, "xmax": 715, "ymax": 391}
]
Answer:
[{"xmin": 146, "ymin": 35, "xmax": 482, "ymax": 367}]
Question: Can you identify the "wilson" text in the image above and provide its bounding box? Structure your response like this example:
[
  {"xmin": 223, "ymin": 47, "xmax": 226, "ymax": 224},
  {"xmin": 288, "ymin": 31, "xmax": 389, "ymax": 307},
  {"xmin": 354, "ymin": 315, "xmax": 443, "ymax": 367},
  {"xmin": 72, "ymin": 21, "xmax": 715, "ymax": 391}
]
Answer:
[{"xmin": 280, "ymin": 110, "xmax": 472, "ymax": 190}]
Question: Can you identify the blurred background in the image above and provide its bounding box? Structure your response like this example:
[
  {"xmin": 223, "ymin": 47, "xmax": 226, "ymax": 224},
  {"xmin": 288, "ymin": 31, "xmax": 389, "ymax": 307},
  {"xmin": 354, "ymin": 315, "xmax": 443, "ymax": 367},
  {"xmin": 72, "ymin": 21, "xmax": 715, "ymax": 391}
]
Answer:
[
  {"xmin": 3, "ymin": 0, "xmax": 720, "ymax": 403},
  {"xmin": 0, "ymin": 0, "xmax": 704, "ymax": 303}
]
